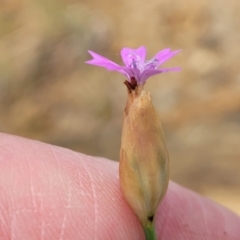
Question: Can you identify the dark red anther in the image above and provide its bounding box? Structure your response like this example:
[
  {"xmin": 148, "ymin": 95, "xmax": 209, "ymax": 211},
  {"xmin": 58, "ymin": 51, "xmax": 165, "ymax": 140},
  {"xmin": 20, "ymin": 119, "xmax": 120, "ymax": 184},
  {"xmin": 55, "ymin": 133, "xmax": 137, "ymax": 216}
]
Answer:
[{"xmin": 124, "ymin": 77, "xmax": 138, "ymax": 93}]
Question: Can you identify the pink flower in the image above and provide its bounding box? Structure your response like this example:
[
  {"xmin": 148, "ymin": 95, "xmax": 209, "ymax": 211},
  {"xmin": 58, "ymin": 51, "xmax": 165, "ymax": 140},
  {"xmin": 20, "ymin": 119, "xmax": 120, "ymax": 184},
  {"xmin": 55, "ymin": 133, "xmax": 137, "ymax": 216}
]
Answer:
[{"xmin": 86, "ymin": 46, "xmax": 181, "ymax": 85}]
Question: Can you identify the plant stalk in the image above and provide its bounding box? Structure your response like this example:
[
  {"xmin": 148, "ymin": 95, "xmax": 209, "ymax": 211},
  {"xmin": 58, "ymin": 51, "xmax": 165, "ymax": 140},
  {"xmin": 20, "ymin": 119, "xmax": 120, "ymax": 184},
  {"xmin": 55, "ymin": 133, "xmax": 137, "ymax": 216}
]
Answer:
[{"xmin": 143, "ymin": 220, "xmax": 157, "ymax": 240}]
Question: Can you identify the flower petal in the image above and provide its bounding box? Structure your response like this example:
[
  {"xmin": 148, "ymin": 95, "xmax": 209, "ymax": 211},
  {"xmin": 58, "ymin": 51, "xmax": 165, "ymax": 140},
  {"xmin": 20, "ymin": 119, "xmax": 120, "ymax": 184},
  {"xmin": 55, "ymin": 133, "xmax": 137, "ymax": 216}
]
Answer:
[
  {"xmin": 153, "ymin": 49, "xmax": 181, "ymax": 66},
  {"xmin": 121, "ymin": 46, "xmax": 146, "ymax": 67},
  {"xmin": 119, "ymin": 67, "xmax": 141, "ymax": 82},
  {"xmin": 86, "ymin": 50, "xmax": 120, "ymax": 70},
  {"xmin": 85, "ymin": 47, "xmax": 181, "ymax": 85},
  {"xmin": 139, "ymin": 67, "xmax": 181, "ymax": 85}
]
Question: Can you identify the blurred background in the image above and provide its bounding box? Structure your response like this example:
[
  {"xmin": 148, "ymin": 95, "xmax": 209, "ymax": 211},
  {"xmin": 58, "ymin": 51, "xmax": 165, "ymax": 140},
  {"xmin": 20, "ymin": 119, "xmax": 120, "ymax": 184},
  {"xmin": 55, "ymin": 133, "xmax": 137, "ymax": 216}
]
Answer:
[{"xmin": 0, "ymin": 0, "xmax": 240, "ymax": 214}]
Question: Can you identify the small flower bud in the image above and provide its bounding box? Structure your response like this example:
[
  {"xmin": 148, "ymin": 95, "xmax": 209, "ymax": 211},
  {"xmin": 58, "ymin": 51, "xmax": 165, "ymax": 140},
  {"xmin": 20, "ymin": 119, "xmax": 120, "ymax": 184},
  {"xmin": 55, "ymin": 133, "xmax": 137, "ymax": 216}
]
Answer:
[{"xmin": 119, "ymin": 86, "xmax": 169, "ymax": 227}]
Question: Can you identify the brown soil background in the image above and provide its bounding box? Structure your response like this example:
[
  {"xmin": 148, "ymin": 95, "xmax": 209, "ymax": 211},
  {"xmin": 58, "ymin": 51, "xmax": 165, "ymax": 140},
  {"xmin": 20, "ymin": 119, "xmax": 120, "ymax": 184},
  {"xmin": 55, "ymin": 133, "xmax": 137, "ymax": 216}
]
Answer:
[{"xmin": 0, "ymin": 0, "xmax": 240, "ymax": 215}]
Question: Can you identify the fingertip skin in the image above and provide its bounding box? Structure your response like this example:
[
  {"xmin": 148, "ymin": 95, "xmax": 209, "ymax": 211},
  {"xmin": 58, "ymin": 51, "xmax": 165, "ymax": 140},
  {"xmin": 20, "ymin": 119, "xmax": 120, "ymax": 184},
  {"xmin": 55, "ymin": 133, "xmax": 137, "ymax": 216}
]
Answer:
[
  {"xmin": 156, "ymin": 182, "xmax": 240, "ymax": 240},
  {"xmin": 0, "ymin": 133, "xmax": 144, "ymax": 240},
  {"xmin": 0, "ymin": 133, "xmax": 239, "ymax": 240}
]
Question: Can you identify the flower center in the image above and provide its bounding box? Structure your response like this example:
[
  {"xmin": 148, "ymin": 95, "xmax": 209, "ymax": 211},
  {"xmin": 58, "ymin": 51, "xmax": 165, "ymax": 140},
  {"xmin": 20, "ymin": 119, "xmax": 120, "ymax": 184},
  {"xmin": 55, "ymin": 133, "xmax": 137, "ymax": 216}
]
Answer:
[
  {"xmin": 127, "ymin": 53, "xmax": 141, "ymax": 69},
  {"xmin": 143, "ymin": 58, "xmax": 159, "ymax": 70},
  {"xmin": 127, "ymin": 53, "xmax": 159, "ymax": 73}
]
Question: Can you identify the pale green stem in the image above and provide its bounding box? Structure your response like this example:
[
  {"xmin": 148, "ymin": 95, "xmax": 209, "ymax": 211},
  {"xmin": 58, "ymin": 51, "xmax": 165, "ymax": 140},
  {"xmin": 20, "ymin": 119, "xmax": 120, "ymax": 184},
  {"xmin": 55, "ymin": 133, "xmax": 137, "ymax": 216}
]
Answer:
[{"xmin": 143, "ymin": 220, "xmax": 157, "ymax": 240}]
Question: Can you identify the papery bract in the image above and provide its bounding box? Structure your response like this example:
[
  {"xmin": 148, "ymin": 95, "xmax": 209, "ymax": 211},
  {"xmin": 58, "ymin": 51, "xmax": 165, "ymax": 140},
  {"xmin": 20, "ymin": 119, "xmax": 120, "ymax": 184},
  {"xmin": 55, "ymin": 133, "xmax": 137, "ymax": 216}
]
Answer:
[{"xmin": 119, "ymin": 87, "xmax": 169, "ymax": 227}]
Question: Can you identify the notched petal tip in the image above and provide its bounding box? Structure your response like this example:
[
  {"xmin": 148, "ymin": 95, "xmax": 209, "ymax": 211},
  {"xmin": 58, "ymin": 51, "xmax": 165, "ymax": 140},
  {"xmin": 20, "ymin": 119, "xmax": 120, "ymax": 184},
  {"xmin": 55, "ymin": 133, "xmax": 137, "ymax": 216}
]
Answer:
[
  {"xmin": 152, "ymin": 49, "xmax": 181, "ymax": 67},
  {"xmin": 121, "ymin": 46, "xmax": 147, "ymax": 66},
  {"xmin": 85, "ymin": 50, "xmax": 122, "ymax": 71}
]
